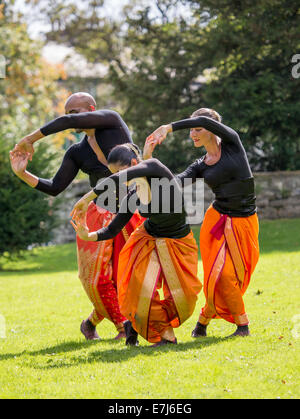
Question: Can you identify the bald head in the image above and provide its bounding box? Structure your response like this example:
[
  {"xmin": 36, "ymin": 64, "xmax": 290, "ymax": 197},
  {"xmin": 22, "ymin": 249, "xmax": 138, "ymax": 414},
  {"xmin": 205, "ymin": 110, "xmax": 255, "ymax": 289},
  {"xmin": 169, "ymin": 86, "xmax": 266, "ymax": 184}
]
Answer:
[{"xmin": 65, "ymin": 92, "xmax": 97, "ymax": 114}]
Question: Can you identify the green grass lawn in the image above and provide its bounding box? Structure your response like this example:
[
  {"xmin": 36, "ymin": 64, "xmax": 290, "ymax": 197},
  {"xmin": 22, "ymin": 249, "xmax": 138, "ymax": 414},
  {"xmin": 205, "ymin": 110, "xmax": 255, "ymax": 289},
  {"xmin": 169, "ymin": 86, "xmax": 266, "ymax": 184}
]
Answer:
[{"xmin": 0, "ymin": 218, "xmax": 299, "ymax": 399}]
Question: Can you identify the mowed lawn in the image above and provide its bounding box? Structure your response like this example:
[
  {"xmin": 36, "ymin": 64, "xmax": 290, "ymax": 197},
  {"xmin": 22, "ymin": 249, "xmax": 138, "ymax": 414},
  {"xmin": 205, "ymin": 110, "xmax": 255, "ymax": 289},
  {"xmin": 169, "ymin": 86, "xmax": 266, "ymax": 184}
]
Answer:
[{"xmin": 0, "ymin": 219, "xmax": 299, "ymax": 399}]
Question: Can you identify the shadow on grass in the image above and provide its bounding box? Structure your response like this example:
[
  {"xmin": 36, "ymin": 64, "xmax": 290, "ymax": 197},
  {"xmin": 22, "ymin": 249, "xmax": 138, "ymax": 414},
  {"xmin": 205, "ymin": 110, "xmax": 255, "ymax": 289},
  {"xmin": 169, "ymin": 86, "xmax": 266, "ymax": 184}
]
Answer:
[
  {"xmin": 0, "ymin": 336, "xmax": 225, "ymax": 369},
  {"xmin": 85, "ymin": 337, "xmax": 225, "ymax": 364},
  {"xmin": 0, "ymin": 339, "xmax": 102, "ymax": 361}
]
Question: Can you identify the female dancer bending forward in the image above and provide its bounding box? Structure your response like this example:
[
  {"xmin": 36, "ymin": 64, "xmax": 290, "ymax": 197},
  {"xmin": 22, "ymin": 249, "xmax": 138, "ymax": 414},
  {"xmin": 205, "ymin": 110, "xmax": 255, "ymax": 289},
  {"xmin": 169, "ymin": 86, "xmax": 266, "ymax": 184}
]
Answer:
[
  {"xmin": 147, "ymin": 108, "xmax": 259, "ymax": 337},
  {"xmin": 71, "ymin": 144, "xmax": 202, "ymax": 346}
]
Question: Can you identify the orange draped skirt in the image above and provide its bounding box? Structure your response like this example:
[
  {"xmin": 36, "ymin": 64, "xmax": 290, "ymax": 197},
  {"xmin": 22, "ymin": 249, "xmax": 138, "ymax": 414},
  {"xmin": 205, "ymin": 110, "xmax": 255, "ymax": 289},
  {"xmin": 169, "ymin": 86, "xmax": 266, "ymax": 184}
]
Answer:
[
  {"xmin": 117, "ymin": 224, "xmax": 202, "ymax": 343},
  {"xmin": 199, "ymin": 205, "xmax": 259, "ymax": 326},
  {"xmin": 77, "ymin": 202, "xmax": 144, "ymax": 330}
]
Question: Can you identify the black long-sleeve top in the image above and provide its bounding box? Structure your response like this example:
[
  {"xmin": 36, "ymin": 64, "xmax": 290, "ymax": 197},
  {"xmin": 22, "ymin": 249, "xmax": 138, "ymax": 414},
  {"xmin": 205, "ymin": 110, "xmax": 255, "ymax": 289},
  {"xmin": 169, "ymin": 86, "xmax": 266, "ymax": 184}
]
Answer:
[
  {"xmin": 172, "ymin": 116, "xmax": 256, "ymax": 217},
  {"xmin": 92, "ymin": 159, "xmax": 190, "ymax": 240},
  {"xmin": 35, "ymin": 110, "xmax": 132, "ymax": 197}
]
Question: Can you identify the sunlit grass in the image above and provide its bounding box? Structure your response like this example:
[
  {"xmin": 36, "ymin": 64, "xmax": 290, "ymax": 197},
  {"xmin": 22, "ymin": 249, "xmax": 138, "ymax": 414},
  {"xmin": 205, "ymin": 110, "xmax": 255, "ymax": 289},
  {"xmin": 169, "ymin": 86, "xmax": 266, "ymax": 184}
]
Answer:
[{"xmin": 0, "ymin": 219, "xmax": 299, "ymax": 399}]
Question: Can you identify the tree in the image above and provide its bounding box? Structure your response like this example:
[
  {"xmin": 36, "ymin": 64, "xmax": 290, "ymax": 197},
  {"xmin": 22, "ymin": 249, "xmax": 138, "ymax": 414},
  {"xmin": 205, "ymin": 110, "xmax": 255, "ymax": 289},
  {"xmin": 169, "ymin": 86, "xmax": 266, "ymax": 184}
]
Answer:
[
  {"xmin": 187, "ymin": 0, "xmax": 300, "ymax": 170},
  {"xmin": 0, "ymin": 3, "xmax": 65, "ymax": 257},
  {"xmin": 25, "ymin": 0, "xmax": 205, "ymax": 171},
  {"xmin": 18, "ymin": 0, "xmax": 300, "ymax": 170}
]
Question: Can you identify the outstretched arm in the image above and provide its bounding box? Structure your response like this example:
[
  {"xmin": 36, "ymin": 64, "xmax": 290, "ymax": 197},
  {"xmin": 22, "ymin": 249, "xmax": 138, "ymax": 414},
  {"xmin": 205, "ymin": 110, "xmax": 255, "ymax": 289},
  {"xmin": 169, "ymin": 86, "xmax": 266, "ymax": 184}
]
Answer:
[
  {"xmin": 35, "ymin": 147, "xmax": 79, "ymax": 197},
  {"xmin": 70, "ymin": 159, "xmax": 168, "ymax": 221},
  {"xmin": 71, "ymin": 192, "xmax": 135, "ymax": 242},
  {"xmin": 10, "ymin": 146, "xmax": 79, "ymax": 196},
  {"xmin": 93, "ymin": 159, "xmax": 169, "ymax": 196},
  {"xmin": 39, "ymin": 110, "xmax": 122, "ymax": 136},
  {"xmin": 171, "ymin": 116, "xmax": 240, "ymax": 145},
  {"xmin": 14, "ymin": 110, "xmax": 122, "ymax": 158},
  {"xmin": 147, "ymin": 116, "xmax": 240, "ymax": 147}
]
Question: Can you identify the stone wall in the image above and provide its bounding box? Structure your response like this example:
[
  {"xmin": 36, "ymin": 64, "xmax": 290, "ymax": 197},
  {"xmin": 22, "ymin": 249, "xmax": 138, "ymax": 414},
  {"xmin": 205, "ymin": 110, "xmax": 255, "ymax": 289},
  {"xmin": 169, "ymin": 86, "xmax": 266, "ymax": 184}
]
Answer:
[
  {"xmin": 51, "ymin": 171, "xmax": 300, "ymax": 244},
  {"xmin": 253, "ymin": 171, "xmax": 300, "ymax": 219}
]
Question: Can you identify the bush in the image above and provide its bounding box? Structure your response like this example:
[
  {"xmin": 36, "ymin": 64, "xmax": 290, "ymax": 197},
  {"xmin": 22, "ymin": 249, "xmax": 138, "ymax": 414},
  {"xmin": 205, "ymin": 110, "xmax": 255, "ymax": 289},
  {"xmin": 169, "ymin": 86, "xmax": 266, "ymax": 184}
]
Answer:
[
  {"xmin": 0, "ymin": 8, "xmax": 66, "ymax": 259},
  {"xmin": 0, "ymin": 140, "xmax": 61, "ymax": 257}
]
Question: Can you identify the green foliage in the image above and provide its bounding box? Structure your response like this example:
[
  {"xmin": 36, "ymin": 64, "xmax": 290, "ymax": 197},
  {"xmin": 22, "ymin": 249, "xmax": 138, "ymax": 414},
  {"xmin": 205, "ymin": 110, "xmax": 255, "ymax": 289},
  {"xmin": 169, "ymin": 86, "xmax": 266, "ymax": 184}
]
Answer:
[
  {"xmin": 0, "ymin": 6, "xmax": 63, "ymax": 256},
  {"xmin": 36, "ymin": 0, "xmax": 300, "ymax": 171},
  {"xmin": 107, "ymin": 4, "xmax": 205, "ymax": 171},
  {"xmin": 29, "ymin": 0, "xmax": 205, "ymax": 171},
  {"xmin": 9, "ymin": 0, "xmax": 300, "ymax": 172},
  {"xmin": 188, "ymin": 0, "xmax": 300, "ymax": 170},
  {"xmin": 0, "ymin": 142, "xmax": 60, "ymax": 257}
]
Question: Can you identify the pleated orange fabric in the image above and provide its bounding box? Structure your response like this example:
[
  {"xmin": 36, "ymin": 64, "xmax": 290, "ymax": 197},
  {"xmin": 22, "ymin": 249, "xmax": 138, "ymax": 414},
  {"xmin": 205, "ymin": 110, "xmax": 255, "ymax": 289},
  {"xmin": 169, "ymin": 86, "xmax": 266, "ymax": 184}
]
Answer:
[
  {"xmin": 117, "ymin": 224, "xmax": 202, "ymax": 343},
  {"xmin": 77, "ymin": 202, "xmax": 144, "ymax": 330},
  {"xmin": 199, "ymin": 205, "xmax": 259, "ymax": 326}
]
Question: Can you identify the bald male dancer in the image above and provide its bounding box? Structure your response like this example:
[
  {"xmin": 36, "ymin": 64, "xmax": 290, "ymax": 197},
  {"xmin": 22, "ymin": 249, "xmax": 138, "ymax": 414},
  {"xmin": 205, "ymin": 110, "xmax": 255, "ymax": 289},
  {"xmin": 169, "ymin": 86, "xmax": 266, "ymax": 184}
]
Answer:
[{"xmin": 10, "ymin": 92, "xmax": 144, "ymax": 340}]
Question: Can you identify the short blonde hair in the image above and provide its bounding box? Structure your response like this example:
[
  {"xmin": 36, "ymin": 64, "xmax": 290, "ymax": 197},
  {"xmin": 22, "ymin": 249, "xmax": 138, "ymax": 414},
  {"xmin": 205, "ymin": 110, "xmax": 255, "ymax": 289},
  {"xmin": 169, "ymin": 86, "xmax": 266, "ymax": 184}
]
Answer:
[{"xmin": 191, "ymin": 108, "xmax": 222, "ymax": 122}]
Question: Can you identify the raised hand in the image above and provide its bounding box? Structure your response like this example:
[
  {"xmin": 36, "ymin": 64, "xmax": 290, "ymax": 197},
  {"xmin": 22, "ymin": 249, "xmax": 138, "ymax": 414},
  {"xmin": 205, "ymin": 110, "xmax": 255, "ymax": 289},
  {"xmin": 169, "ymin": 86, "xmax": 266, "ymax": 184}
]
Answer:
[
  {"xmin": 70, "ymin": 218, "xmax": 97, "ymax": 241},
  {"xmin": 70, "ymin": 198, "xmax": 89, "ymax": 224},
  {"xmin": 146, "ymin": 124, "xmax": 172, "ymax": 145},
  {"xmin": 143, "ymin": 135, "xmax": 158, "ymax": 160},
  {"xmin": 9, "ymin": 149, "xmax": 30, "ymax": 176},
  {"xmin": 70, "ymin": 190, "xmax": 98, "ymax": 221},
  {"xmin": 13, "ymin": 137, "xmax": 35, "ymax": 161}
]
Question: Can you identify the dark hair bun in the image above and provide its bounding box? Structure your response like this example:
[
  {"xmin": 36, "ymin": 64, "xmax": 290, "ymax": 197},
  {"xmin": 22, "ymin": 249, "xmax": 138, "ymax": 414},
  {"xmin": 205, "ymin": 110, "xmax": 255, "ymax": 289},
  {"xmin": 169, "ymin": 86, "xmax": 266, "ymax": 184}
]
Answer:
[{"xmin": 107, "ymin": 143, "xmax": 142, "ymax": 166}]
